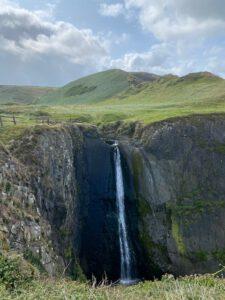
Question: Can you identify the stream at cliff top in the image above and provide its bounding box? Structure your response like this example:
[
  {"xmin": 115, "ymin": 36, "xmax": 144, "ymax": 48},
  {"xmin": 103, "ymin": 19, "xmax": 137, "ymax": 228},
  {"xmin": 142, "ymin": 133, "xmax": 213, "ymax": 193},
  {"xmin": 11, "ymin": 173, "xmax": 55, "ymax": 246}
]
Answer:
[{"xmin": 114, "ymin": 141, "xmax": 138, "ymax": 285}]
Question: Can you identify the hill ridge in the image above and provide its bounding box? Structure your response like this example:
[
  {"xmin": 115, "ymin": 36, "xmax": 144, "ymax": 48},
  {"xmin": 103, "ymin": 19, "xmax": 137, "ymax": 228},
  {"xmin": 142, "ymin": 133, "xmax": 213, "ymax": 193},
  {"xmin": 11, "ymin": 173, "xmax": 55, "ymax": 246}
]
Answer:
[{"xmin": 0, "ymin": 69, "xmax": 223, "ymax": 105}]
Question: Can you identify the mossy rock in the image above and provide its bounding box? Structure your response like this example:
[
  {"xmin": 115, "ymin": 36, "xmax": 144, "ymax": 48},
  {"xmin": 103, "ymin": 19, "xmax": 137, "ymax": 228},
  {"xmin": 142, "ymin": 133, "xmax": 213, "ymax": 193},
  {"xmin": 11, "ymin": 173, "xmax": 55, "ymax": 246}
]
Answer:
[{"xmin": 171, "ymin": 215, "xmax": 186, "ymax": 255}]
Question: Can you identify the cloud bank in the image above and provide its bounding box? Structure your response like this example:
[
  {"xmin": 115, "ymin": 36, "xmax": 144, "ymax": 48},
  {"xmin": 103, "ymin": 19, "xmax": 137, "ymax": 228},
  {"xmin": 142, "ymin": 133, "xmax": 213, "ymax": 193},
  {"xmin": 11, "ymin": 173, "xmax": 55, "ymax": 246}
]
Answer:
[
  {"xmin": 0, "ymin": 0, "xmax": 107, "ymax": 85},
  {"xmin": 1, "ymin": 0, "xmax": 225, "ymax": 85},
  {"xmin": 107, "ymin": 0, "xmax": 225, "ymax": 77}
]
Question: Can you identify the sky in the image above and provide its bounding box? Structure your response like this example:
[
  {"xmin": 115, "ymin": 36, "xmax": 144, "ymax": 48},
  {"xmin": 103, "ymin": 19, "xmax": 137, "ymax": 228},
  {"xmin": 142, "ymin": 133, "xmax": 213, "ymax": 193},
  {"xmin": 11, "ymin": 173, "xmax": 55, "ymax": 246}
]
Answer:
[{"xmin": 1, "ymin": 0, "xmax": 225, "ymax": 86}]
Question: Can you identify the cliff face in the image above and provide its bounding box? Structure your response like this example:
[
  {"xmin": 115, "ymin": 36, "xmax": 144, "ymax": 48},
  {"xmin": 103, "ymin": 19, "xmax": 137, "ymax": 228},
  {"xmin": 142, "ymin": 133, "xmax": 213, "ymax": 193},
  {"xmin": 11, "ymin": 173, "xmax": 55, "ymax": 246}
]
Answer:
[
  {"xmin": 4, "ymin": 125, "xmax": 119, "ymax": 280},
  {"xmin": 1, "ymin": 115, "xmax": 225, "ymax": 280},
  {"xmin": 115, "ymin": 115, "xmax": 225, "ymax": 277},
  {"xmin": 0, "ymin": 143, "xmax": 63, "ymax": 276}
]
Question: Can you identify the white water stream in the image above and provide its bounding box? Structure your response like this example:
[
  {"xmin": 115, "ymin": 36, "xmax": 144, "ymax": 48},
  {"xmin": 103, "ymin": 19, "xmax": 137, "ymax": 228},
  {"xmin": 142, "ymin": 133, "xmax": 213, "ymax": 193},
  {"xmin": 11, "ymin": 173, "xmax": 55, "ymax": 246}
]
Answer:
[{"xmin": 114, "ymin": 142, "xmax": 135, "ymax": 285}]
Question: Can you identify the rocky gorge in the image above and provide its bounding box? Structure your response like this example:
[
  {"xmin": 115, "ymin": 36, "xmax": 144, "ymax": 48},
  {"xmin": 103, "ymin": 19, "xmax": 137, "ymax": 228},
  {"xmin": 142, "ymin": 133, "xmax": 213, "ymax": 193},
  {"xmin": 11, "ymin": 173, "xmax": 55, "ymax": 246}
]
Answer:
[{"xmin": 1, "ymin": 114, "xmax": 225, "ymax": 281}]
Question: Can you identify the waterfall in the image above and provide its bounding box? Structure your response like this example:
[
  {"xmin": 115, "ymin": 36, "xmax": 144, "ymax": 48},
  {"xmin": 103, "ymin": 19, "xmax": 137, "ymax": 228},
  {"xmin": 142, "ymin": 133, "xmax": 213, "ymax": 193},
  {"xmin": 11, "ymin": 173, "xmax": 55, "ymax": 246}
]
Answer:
[{"xmin": 114, "ymin": 141, "xmax": 134, "ymax": 284}]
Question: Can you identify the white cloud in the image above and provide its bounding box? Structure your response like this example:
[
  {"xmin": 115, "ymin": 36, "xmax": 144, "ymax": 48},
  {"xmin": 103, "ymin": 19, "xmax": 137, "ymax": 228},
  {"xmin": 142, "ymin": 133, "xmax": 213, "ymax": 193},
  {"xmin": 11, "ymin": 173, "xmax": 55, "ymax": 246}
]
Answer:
[
  {"xmin": 1, "ymin": 0, "xmax": 225, "ymax": 85},
  {"xmin": 109, "ymin": 44, "xmax": 169, "ymax": 71},
  {"xmin": 108, "ymin": 40, "xmax": 225, "ymax": 78},
  {"xmin": 123, "ymin": 0, "xmax": 225, "ymax": 41},
  {"xmin": 108, "ymin": 43, "xmax": 183, "ymax": 75},
  {"xmin": 103, "ymin": 0, "xmax": 225, "ymax": 78},
  {"xmin": 99, "ymin": 3, "xmax": 124, "ymax": 17},
  {"xmin": 0, "ymin": 0, "xmax": 108, "ymax": 85}
]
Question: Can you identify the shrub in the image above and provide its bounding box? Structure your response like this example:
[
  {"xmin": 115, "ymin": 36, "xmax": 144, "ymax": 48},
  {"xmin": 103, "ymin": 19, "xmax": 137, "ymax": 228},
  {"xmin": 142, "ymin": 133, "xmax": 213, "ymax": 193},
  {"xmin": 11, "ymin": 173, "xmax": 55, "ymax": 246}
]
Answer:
[
  {"xmin": 5, "ymin": 182, "xmax": 11, "ymax": 193},
  {"xmin": 0, "ymin": 253, "xmax": 39, "ymax": 289}
]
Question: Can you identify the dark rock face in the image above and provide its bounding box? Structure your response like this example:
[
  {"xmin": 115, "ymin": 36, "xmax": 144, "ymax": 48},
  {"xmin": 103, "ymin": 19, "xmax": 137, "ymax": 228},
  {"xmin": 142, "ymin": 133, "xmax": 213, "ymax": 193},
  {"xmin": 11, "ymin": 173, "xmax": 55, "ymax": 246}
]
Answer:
[
  {"xmin": 7, "ymin": 125, "xmax": 120, "ymax": 280},
  {"xmin": 1, "ymin": 115, "xmax": 225, "ymax": 280},
  {"xmin": 0, "ymin": 144, "xmax": 63, "ymax": 276},
  {"xmin": 75, "ymin": 132, "xmax": 119, "ymax": 280},
  {"xmin": 115, "ymin": 115, "xmax": 225, "ymax": 277}
]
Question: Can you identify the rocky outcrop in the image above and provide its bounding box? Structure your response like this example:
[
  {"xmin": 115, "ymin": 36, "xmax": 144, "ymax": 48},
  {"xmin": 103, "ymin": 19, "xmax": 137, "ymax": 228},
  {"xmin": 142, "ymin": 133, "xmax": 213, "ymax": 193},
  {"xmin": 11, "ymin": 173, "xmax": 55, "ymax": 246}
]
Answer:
[
  {"xmin": 0, "ymin": 143, "xmax": 63, "ymax": 276},
  {"xmin": 1, "ymin": 114, "xmax": 225, "ymax": 280},
  {"xmin": 1, "ymin": 125, "xmax": 119, "ymax": 280},
  {"xmin": 110, "ymin": 114, "xmax": 225, "ymax": 277}
]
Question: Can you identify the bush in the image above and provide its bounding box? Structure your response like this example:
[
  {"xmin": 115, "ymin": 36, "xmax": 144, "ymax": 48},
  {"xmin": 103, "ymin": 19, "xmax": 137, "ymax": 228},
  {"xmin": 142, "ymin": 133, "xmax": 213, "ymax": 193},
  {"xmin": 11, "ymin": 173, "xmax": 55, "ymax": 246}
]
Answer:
[{"xmin": 0, "ymin": 253, "xmax": 39, "ymax": 289}]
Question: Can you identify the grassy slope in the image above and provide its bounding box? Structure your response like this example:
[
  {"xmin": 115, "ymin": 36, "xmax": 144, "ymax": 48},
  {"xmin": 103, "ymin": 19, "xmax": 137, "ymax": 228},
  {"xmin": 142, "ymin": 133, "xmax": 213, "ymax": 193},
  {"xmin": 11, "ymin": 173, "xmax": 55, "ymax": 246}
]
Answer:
[
  {"xmin": 99, "ymin": 71, "xmax": 225, "ymax": 123},
  {"xmin": 0, "ymin": 86, "xmax": 56, "ymax": 104},
  {"xmin": 29, "ymin": 71, "xmax": 225, "ymax": 124},
  {"xmin": 38, "ymin": 69, "xmax": 159, "ymax": 105},
  {"xmin": 1, "ymin": 71, "xmax": 225, "ymax": 144},
  {"xmin": 1, "ymin": 275, "xmax": 225, "ymax": 299}
]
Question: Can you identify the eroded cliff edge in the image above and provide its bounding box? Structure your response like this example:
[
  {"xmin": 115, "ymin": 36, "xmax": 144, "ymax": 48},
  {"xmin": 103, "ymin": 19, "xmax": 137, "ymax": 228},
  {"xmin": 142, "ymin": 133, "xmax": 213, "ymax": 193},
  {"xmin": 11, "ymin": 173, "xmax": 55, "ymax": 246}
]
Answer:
[{"xmin": 1, "ymin": 114, "xmax": 225, "ymax": 280}]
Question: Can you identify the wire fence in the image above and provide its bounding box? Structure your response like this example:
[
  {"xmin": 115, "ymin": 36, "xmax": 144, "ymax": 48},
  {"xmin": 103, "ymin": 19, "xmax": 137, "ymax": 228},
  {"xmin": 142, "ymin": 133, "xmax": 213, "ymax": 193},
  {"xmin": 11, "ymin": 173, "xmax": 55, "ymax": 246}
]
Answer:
[
  {"xmin": 0, "ymin": 114, "xmax": 18, "ymax": 126},
  {"xmin": 0, "ymin": 113, "xmax": 85, "ymax": 127}
]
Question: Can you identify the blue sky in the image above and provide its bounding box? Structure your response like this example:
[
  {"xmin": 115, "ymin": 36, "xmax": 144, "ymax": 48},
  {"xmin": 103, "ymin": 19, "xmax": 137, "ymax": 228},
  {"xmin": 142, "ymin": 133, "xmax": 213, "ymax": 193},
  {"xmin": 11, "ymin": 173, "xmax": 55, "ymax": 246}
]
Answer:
[{"xmin": 0, "ymin": 0, "xmax": 225, "ymax": 86}]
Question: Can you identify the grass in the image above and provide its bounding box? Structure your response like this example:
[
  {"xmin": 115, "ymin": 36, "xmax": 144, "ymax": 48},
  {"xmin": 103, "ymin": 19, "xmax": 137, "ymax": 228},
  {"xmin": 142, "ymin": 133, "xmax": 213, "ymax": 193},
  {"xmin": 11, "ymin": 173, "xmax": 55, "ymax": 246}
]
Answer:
[
  {"xmin": 1, "ymin": 102, "xmax": 225, "ymax": 145},
  {"xmin": 38, "ymin": 69, "xmax": 161, "ymax": 105},
  {"xmin": 37, "ymin": 70, "xmax": 225, "ymax": 106},
  {"xmin": 0, "ymin": 70, "xmax": 159, "ymax": 106},
  {"xmin": 0, "ymin": 86, "xmax": 55, "ymax": 104},
  {"xmin": 1, "ymin": 70, "xmax": 225, "ymax": 144},
  {"xmin": 38, "ymin": 69, "xmax": 132, "ymax": 105},
  {"xmin": 1, "ymin": 274, "xmax": 225, "ymax": 299},
  {"xmin": 1, "ymin": 98, "xmax": 225, "ymax": 144}
]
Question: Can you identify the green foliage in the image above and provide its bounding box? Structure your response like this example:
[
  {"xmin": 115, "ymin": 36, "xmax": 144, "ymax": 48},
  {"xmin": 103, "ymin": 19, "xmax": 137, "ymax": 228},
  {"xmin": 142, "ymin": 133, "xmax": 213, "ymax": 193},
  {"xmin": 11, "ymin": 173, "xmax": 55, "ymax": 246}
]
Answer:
[
  {"xmin": 194, "ymin": 250, "xmax": 208, "ymax": 262},
  {"xmin": 5, "ymin": 182, "xmax": 11, "ymax": 193},
  {"xmin": 64, "ymin": 246, "xmax": 73, "ymax": 260},
  {"xmin": 23, "ymin": 250, "xmax": 46, "ymax": 274},
  {"xmin": 59, "ymin": 227, "xmax": 70, "ymax": 238},
  {"xmin": 197, "ymin": 140, "xmax": 225, "ymax": 154},
  {"xmin": 138, "ymin": 197, "xmax": 152, "ymax": 217},
  {"xmin": 0, "ymin": 254, "xmax": 38, "ymax": 289},
  {"xmin": 213, "ymin": 143, "xmax": 225, "ymax": 154},
  {"xmin": 172, "ymin": 200, "xmax": 225, "ymax": 218},
  {"xmin": 171, "ymin": 216, "xmax": 186, "ymax": 255},
  {"xmin": 212, "ymin": 249, "xmax": 225, "ymax": 264},
  {"xmin": 73, "ymin": 260, "xmax": 87, "ymax": 282}
]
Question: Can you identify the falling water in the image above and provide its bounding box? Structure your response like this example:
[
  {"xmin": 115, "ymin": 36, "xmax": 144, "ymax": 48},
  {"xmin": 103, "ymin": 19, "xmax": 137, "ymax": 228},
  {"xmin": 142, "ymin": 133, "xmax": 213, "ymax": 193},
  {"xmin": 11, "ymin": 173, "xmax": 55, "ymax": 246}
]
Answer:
[{"xmin": 114, "ymin": 141, "xmax": 134, "ymax": 284}]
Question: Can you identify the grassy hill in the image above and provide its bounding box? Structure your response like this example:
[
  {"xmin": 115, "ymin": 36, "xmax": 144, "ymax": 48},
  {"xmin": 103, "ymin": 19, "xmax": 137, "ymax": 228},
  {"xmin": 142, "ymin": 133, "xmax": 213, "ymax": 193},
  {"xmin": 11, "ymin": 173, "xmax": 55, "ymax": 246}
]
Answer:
[
  {"xmin": 38, "ymin": 69, "xmax": 159, "ymax": 105},
  {"xmin": 1, "ymin": 70, "xmax": 225, "ymax": 144},
  {"xmin": 37, "ymin": 69, "xmax": 225, "ymax": 111},
  {"xmin": 106, "ymin": 72, "xmax": 225, "ymax": 105},
  {"xmin": 0, "ymin": 85, "xmax": 56, "ymax": 105}
]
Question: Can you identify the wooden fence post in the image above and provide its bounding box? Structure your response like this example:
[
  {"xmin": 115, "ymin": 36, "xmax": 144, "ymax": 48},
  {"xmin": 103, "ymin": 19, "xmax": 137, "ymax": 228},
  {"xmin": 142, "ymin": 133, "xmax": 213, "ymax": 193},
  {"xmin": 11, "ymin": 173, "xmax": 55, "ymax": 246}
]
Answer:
[{"xmin": 12, "ymin": 113, "xmax": 16, "ymax": 125}]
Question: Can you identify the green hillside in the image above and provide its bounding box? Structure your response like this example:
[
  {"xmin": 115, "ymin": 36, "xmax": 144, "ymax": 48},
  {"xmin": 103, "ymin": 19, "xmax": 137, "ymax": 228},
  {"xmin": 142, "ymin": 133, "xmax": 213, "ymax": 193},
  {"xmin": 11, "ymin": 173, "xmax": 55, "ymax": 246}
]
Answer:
[
  {"xmin": 105, "ymin": 72, "xmax": 225, "ymax": 105},
  {"xmin": 0, "ymin": 85, "xmax": 56, "ymax": 105},
  {"xmin": 38, "ymin": 69, "xmax": 159, "ymax": 105},
  {"xmin": 1, "ymin": 70, "xmax": 225, "ymax": 144}
]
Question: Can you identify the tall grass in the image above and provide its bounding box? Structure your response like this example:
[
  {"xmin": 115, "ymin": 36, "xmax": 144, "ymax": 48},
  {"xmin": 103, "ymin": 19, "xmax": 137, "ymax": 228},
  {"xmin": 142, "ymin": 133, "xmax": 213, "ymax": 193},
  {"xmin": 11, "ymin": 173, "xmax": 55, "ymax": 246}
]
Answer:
[{"xmin": 1, "ymin": 274, "xmax": 225, "ymax": 300}]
